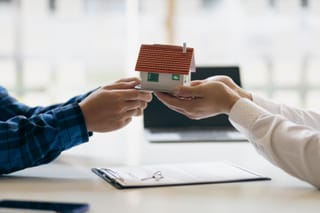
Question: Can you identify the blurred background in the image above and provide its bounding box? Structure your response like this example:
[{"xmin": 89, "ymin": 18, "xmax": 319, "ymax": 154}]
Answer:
[{"xmin": 1, "ymin": 0, "xmax": 320, "ymax": 110}]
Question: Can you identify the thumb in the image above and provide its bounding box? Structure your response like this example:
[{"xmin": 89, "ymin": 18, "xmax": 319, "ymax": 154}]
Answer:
[
  {"xmin": 115, "ymin": 77, "xmax": 141, "ymax": 84},
  {"xmin": 190, "ymin": 80, "xmax": 203, "ymax": 86},
  {"xmin": 104, "ymin": 81, "xmax": 139, "ymax": 90}
]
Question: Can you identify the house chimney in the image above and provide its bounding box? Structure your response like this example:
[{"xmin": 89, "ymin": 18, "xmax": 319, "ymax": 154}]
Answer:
[{"xmin": 182, "ymin": 42, "xmax": 187, "ymax": 54}]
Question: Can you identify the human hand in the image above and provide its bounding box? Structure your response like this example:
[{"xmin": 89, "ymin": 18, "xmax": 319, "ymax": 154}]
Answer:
[
  {"xmin": 206, "ymin": 75, "xmax": 253, "ymax": 101},
  {"xmin": 154, "ymin": 77, "xmax": 241, "ymax": 120},
  {"xmin": 80, "ymin": 77, "xmax": 152, "ymax": 132}
]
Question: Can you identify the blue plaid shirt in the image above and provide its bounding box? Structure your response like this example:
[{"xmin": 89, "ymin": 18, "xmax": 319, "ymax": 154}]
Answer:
[{"xmin": 0, "ymin": 86, "xmax": 92, "ymax": 174}]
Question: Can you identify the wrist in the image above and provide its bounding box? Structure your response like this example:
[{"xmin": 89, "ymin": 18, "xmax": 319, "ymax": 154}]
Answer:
[
  {"xmin": 79, "ymin": 101, "xmax": 92, "ymax": 132},
  {"xmin": 236, "ymin": 88, "xmax": 252, "ymax": 101},
  {"xmin": 218, "ymin": 83, "xmax": 241, "ymax": 114},
  {"xmin": 225, "ymin": 93, "xmax": 240, "ymax": 114}
]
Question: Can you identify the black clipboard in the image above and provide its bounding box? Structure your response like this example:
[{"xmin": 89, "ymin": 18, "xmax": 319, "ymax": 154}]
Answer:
[
  {"xmin": 92, "ymin": 161, "xmax": 271, "ymax": 189},
  {"xmin": 92, "ymin": 168, "xmax": 124, "ymax": 189}
]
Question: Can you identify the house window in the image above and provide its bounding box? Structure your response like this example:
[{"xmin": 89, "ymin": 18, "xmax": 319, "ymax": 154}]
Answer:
[
  {"xmin": 147, "ymin": 72, "xmax": 159, "ymax": 82},
  {"xmin": 172, "ymin": 74, "xmax": 180, "ymax": 80}
]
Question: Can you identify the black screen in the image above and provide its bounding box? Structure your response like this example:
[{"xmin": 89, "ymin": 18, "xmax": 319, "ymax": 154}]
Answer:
[{"xmin": 144, "ymin": 66, "xmax": 242, "ymax": 128}]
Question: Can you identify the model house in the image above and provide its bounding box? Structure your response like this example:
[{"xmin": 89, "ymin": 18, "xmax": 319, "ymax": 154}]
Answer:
[{"xmin": 135, "ymin": 43, "xmax": 196, "ymax": 92}]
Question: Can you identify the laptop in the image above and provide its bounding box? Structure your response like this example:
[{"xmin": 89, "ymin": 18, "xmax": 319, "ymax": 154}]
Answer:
[{"xmin": 143, "ymin": 66, "xmax": 247, "ymax": 142}]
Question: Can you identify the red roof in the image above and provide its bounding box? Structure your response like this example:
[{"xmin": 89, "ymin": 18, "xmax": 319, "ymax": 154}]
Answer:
[{"xmin": 135, "ymin": 44, "xmax": 194, "ymax": 75}]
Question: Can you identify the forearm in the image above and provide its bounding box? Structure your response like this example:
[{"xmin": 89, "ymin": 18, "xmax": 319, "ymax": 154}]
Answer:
[
  {"xmin": 253, "ymin": 94, "xmax": 320, "ymax": 129},
  {"xmin": 0, "ymin": 103, "xmax": 90, "ymax": 174},
  {"xmin": 0, "ymin": 86, "xmax": 95, "ymax": 120},
  {"xmin": 27, "ymin": 89, "xmax": 96, "ymax": 116},
  {"xmin": 229, "ymin": 98, "xmax": 320, "ymax": 188},
  {"xmin": 230, "ymin": 84, "xmax": 320, "ymax": 129}
]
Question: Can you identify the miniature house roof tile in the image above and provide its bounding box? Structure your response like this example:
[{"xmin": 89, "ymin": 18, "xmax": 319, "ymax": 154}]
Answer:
[{"xmin": 135, "ymin": 44, "xmax": 194, "ymax": 75}]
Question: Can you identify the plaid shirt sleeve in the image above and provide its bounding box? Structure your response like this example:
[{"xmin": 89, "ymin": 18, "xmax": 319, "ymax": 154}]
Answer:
[{"xmin": 0, "ymin": 86, "xmax": 93, "ymax": 174}]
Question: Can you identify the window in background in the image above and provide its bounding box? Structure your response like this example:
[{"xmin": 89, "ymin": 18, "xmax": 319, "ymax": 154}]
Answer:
[
  {"xmin": 0, "ymin": 59, "xmax": 16, "ymax": 88},
  {"xmin": 0, "ymin": 1, "xmax": 15, "ymax": 91},
  {"xmin": 0, "ymin": 0, "xmax": 319, "ymax": 109},
  {"xmin": 0, "ymin": 0, "xmax": 130, "ymax": 105},
  {"xmin": 174, "ymin": 0, "xmax": 320, "ymax": 109}
]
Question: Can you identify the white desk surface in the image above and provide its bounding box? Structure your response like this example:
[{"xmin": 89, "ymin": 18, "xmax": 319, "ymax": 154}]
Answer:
[{"xmin": 1, "ymin": 119, "xmax": 319, "ymax": 213}]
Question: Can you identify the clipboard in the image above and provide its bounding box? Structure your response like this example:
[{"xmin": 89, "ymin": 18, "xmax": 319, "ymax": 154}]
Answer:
[{"xmin": 92, "ymin": 161, "xmax": 271, "ymax": 189}]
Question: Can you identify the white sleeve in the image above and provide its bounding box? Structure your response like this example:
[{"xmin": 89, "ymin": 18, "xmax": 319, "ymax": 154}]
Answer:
[
  {"xmin": 253, "ymin": 94, "xmax": 320, "ymax": 130},
  {"xmin": 229, "ymin": 98, "xmax": 320, "ymax": 188}
]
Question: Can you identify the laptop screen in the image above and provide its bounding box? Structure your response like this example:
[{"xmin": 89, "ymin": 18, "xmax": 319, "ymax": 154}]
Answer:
[{"xmin": 143, "ymin": 66, "xmax": 242, "ymax": 128}]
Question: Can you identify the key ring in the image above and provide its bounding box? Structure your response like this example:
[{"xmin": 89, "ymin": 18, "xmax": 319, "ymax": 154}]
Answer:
[{"xmin": 141, "ymin": 171, "xmax": 164, "ymax": 181}]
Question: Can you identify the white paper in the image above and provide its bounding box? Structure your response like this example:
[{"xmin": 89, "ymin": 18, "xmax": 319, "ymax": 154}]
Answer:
[{"xmin": 98, "ymin": 161, "xmax": 267, "ymax": 187}]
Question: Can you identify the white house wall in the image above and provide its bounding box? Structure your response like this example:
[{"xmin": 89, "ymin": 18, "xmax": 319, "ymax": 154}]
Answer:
[{"xmin": 140, "ymin": 72, "xmax": 190, "ymax": 92}]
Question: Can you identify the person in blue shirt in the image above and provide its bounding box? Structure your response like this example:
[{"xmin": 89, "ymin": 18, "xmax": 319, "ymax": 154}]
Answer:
[{"xmin": 0, "ymin": 77, "xmax": 152, "ymax": 174}]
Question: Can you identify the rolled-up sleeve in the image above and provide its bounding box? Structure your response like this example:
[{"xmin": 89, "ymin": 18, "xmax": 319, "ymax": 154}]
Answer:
[{"xmin": 0, "ymin": 103, "xmax": 90, "ymax": 174}]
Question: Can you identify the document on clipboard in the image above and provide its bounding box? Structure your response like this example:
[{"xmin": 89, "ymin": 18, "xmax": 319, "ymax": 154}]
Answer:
[{"xmin": 91, "ymin": 161, "xmax": 271, "ymax": 189}]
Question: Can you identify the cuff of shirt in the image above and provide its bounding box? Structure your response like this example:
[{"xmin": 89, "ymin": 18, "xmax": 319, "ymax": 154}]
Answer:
[
  {"xmin": 53, "ymin": 103, "xmax": 91, "ymax": 150},
  {"xmin": 229, "ymin": 98, "xmax": 280, "ymax": 165},
  {"xmin": 252, "ymin": 94, "xmax": 280, "ymax": 114},
  {"xmin": 229, "ymin": 98, "xmax": 269, "ymax": 131}
]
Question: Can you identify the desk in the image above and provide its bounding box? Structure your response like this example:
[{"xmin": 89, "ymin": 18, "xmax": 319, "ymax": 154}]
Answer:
[{"xmin": 0, "ymin": 119, "xmax": 319, "ymax": 213}]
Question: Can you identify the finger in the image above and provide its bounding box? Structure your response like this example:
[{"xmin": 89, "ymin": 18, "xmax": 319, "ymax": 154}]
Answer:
[
  {"xmin": 207, "ymin": 75, "xmax": 222, "ymax": 81},
  {"xmin": 123, "ymin": 100, "xmax": 147, "ymax": 111},
  {"xmin": 123, "ymin": 117, "xmax": 132, "ymax": 127},
  {"xmin": 104, "ymin": 81, "xmax": 140, "ymax": 90},
  {"xmin": 134, "ymin": 101, "xmax": 148, "ymax": 110},
  {"xmin": 124, "ymin": 108, "xmax": 140, "ymax": 118},
  {"xmin": 133, "ymin": 108, "xmax": 143, "ymax": 116},
  {"xmin": 141, "ymin": 101, "xmax": 148, "ymax": 110},
  {"xmin": 118, "ymin": 89, "xmax": 153, "ymax": 101},
  {"xmin": 115, "ymin": 77, "xmax": 141, "ymax": 84},
  {"xmin": 207, "ymin": 75, "xmax": 229, "ymax": 82},
  {"xmin": 206, "ymin": 76, "xmax": 235, "ymax": 89}
]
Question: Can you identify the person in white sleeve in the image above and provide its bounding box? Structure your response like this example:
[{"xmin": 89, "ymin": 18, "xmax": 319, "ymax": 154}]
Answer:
[{"xmin": 154, "ymin": 75, "xmax": 320, "ymax": 188}]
